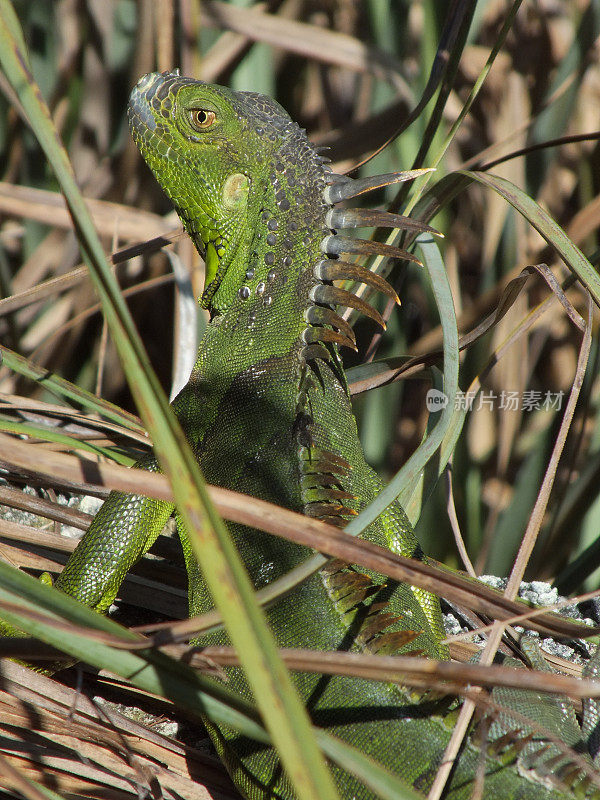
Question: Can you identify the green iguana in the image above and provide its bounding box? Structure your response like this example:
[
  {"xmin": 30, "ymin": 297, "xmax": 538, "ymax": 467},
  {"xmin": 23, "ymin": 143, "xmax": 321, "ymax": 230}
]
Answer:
[{"xmin": 15, "ymin": 71, "xmax": 600, "ymax": 799}]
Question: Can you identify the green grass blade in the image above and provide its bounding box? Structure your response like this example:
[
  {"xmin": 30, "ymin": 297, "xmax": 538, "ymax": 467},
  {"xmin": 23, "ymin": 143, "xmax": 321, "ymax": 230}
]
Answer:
[
  {"xmin": 397, "ymin": 235, "xmax": 460, "ymax": 522},
  {"xmin": 0, "ymin": 6, "xmax": 338, "ymax": 797},
  {"xmin": 0, "ymin": 345, "xmax": 144, "ymax": 432},
  {"xmin": 529, "ymin": 2, "xmax": 600, "ymax": 183},
  {"xmin": 391, "ymin": 0, "xmax": 521, "ymax": 218},
  {"xmin": 29, "ymin": 786, "xmax": 67, "ymax": 800},
  {"xmin": 346, "ymin": 234, "xmax": 459, "ymax": 535},
  {"xmin": 318, "ymin": 735, "xmax": 423, "ymax": 800},
  {"xmin": 414, "ymin": 168, "xmax": 600, "ymax": 312},
  {"xmin": 24, "ymin": 785, "xmax": 66, "ymax": 800},
  {"xmin": 463, "ymin": 170, "xmax": 600, "ymax": 307},
  {"xmin": 0, "ymin": 560, "xmax": 271, "ymax": 741},
  {"xmin": 0, "ymin": 418, "xmax": 134, "ymax": 465},
  {"xmin": 0, "ymin": 560, "xmax": 422, "ymax": 800},
  {"xmin": 408, "ymin": 1, "xmax": 476, "ymax": 172}
]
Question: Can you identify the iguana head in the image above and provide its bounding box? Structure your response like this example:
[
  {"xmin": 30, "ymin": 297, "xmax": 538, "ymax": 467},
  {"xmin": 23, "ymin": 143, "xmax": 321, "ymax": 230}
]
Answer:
[
  {"xmin": 128, "ymin": 71, "xmax": 322, "ymax": 310},
  {"xmin": 128, "ymin": 72, "xmax": 432, "ymax": 349}
]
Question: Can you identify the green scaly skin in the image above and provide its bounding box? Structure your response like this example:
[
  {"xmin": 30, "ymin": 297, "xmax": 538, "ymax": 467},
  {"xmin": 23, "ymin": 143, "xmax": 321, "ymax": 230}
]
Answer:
[{"xmin": 16, "ymin": 72, "xmax": 600, "ymax": 799}]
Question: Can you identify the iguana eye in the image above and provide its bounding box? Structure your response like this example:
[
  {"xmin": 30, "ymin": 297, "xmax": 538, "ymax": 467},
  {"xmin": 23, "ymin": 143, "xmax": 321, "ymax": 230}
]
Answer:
[{"xmin": 189, "ymin": 108, "xmax": 216, "ymax": 130}]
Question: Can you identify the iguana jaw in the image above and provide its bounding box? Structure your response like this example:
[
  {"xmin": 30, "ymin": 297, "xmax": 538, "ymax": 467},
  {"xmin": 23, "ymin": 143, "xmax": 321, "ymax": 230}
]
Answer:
[{"xmin": 128, "ymin": 72, "xmax": 253, "ymax": 308}]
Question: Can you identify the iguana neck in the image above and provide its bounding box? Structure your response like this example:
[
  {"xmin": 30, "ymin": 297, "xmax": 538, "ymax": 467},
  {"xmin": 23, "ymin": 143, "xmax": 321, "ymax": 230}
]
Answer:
[
  {"xmin": 188, "ymin": 145, "xmax": 329, "ymax": 392},
  {"xmin": 198, "ymin": 133, "xmax": 331, "ymax": 364}
]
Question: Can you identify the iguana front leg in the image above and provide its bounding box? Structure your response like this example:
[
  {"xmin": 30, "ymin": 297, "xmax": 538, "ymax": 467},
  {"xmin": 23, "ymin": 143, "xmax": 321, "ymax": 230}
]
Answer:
[
  {"xmin": 54, "ymin": 453, "xmax": 174, "ymax": 613},
  {"xmin": 53, "ymin": 377, "xmax": 211, "ymax": 613},
  {"xmin": 0, "ymin": 452, "xmax": 174, "ymax": 639}
]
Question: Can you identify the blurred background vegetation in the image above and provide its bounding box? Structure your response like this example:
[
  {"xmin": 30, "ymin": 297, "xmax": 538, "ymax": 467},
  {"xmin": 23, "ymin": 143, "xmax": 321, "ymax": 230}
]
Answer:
[
  {"xmin": 2, "ymin": 1, "xmax": 600, "ymax": 586},
  {"xmin": 2, "ymin": 1, "xmax": 600, "ymax": 797}
]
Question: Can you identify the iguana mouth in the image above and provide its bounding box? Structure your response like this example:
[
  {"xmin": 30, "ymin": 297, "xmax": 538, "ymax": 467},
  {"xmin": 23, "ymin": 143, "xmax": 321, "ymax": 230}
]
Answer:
[{"xmin": 128, "ymin": 72, "xmax": 224, "ymax": 302}]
